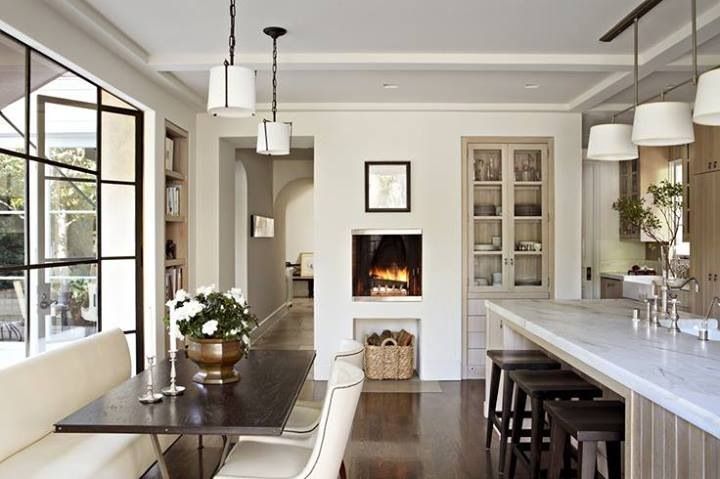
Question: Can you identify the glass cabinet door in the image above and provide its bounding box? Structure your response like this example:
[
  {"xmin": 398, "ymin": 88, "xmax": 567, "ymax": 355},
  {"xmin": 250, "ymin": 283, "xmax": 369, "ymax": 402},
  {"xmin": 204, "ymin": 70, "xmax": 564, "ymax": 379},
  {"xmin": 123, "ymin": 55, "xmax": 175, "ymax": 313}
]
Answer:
[
  {"xmin": 469, "ymin": 145, "xmax": 506, "ymax": 290},
  {"xmin": 509, "ymin": 145, "xmax": 548, "ymax": 291}
]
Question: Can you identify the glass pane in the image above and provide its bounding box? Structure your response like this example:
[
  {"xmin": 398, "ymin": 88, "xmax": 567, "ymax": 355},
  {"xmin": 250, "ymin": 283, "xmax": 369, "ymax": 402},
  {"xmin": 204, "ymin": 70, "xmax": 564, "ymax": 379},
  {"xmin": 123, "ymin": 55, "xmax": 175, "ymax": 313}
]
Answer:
[
  {"xmin": 101, "ymin": 111, "xmax": 135, "ymax": 182},
  {"xmin": 515, "ymin": 255, "xmax": 542, "ymax": 287},
  {"xmin": 0, "ymin": 154, "xmax": 25, "ymax": 267},
  {"xmin": 29, "ymin": 263, "xmax": 97, "ymax": 355},
  {"xmin": 29, "ymin": 52, "xmax": 97, "ymax": 160},
  {"xmin": 514, "ymin": 219, "xmax": 542, "ymax": 251},
  {"xmin": 514, "ymin": 185, "xmax": 542, "ymax": 217},
  {"xmin": 125, "ymin": 332, "xmax": 137, "ymax": 376},
  {"xmin": 473, "ymin": 149, "xmax": 502, "ymax": 182},
  {"xmin": 473, "ymin": 184, "xmax": 501, "ymax": 217},
  {"xmin": 45, "ymin": 166, "xmax": 97, "ymax": 261},
  {"xmin": 101, "ymin": 184, "xmax": 134, "ymax": 257},
  {"xmin": 101, "ymin": 259, "xmax": 136, "ymax": 332},
  {"xmin": 0, "ymin": 33, "xmax": 27, "ymax": 154},
  {"xmin": 513, "ymin": 149, "xmax": 542, "ymax": 182},
  {"xmin": 101, "ymin": 90, "xmax": 137, "ymax": 110},
  {"xmin": 0, "ymin": 271, "xmax": 26, "ymax": 369},
  {"xmin": 473, "ymin": 255, "xmax": 503, "ymax": 288}
]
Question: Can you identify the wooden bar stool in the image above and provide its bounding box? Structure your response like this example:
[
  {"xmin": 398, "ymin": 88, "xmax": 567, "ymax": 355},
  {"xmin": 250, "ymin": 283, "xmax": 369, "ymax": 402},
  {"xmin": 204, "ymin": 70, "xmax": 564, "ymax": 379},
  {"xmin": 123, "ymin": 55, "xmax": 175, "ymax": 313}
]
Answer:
[
  {"xmin": 485, "ymin": 350, "xmax": 560, "ymax": 474},
  {"xmin": 507, "ymin": 370, "xmax": 602, "ymax": 479},
  {"xmin": 545, "ymin": 400, "xmax": 624, "ymax": 479}
]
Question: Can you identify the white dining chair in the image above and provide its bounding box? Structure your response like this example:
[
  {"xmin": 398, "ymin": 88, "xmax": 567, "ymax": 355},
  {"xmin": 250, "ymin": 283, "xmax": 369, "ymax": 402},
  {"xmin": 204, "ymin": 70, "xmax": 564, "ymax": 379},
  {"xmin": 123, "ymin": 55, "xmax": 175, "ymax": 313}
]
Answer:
[
  {"xmin": 215, "ymin": 361, "xmax": 364, "ymax": 479},
  {"xmin": 283, "ymin": 339, "xmax": 364, "ymax": 437}
]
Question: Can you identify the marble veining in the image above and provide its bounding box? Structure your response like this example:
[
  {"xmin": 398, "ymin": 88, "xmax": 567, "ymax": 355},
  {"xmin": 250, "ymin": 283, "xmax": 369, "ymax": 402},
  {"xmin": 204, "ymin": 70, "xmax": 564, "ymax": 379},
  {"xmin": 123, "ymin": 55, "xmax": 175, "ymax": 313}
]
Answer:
[{"xmin": 487, "ymin": 299, "xmax": 720, "ymax": 439}]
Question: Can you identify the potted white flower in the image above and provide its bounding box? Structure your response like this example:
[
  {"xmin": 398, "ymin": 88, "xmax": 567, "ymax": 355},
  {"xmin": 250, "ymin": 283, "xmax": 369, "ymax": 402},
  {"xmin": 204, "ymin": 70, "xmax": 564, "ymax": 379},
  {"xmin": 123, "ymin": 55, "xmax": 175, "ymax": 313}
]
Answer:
[{"xmin": 165, "ymin": 285, "xmax": 257, "ymax": 384}]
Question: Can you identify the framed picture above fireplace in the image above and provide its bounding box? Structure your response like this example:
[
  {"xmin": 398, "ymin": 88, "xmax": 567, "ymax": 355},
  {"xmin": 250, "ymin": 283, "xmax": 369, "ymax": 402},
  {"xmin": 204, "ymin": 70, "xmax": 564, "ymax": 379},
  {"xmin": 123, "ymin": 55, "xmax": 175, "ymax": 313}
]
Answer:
[
  {"xmin": 352, "ymin": 229, "xmax": 422, "ymax": 301},
  {"xmin": 365, "ymin": 161, "xmax": 411, "ymax": 212}
]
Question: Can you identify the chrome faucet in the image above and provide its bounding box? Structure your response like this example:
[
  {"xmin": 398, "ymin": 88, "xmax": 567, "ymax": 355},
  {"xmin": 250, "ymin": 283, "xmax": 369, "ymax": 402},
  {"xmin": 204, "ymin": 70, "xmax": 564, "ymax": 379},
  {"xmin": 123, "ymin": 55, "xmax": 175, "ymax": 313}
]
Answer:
[{"xmin": 702, "ymin": 296, "xmax": 720, "ymax": 340}]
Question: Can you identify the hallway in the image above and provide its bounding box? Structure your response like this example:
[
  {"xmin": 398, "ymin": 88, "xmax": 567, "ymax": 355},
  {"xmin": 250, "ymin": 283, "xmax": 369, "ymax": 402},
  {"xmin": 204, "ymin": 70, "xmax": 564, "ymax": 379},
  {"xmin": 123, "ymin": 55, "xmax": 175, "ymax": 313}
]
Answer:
[{"xmin": 252, "ymin": 298, "xmax": 314, "ymax": 351}]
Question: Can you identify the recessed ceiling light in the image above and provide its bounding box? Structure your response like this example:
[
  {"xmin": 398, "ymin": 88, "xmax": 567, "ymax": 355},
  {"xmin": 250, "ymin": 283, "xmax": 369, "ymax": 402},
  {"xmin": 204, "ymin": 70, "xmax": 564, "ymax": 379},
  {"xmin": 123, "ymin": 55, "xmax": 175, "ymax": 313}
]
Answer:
[
  {"xmin": 382, "ymin": 83, "xmax": 399, "ymax": 89},
  {"xmin": 524, "ymin": 82, "xmax": 540, "ymax": 89}
]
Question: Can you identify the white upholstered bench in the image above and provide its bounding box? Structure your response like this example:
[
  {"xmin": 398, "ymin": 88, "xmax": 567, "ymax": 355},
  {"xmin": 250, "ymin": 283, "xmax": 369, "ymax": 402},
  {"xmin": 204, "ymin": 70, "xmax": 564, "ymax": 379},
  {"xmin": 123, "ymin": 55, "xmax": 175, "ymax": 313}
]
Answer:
[{"xmin": 0, "ymin": 328, "xmax": 175, "ymax": 478}]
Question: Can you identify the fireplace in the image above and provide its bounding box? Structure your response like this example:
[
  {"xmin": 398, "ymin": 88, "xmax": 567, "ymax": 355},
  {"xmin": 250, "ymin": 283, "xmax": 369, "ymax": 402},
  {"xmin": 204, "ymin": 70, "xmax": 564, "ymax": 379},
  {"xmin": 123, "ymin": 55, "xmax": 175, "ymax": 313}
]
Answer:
[{"xmin": 352, "ymin": 229, "xmax": 422, "ymax": 301}]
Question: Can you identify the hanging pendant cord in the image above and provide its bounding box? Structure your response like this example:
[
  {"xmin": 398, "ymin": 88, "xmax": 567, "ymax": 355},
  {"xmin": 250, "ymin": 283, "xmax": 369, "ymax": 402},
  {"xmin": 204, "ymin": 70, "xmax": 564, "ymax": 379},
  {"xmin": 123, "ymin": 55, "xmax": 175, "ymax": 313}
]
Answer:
[
  {"xmin": 271, "ymin": 35, "xmax": 278, "ymax": 122},
  {"xmin": 228, "ymin": 0, "xmax": 236, "ymax": 66},
  {"xmin": 634, "ymin": 18, "xmax": 639, "ymax": 107},
  {"xmin": 692, "ymin": 0, "xmax": 698, "ymax": 85}
]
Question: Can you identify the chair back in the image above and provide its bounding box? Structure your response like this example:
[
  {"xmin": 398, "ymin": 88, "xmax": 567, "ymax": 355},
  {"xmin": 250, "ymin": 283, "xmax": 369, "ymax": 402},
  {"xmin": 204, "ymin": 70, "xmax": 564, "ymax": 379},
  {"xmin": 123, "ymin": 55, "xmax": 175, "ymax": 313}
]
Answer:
[
  {"xmin": 299, "ymin": 361, "xmax": 364, "ymax": 478},
  {"xmin": 332, "ymin": 339, "xmax": 364, "ymax": 370}
]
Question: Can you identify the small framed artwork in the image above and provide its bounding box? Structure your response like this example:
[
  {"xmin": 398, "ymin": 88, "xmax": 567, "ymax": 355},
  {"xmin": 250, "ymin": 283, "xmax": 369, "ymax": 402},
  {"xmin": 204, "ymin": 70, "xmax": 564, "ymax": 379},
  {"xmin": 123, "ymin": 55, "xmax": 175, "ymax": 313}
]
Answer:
[
  {"xmin": 365, "ymin": 161, "xmax": 411, "ymax": 212},
  {"xmin": 299, "ymin": 252, "xmax": 314, "ymax": 277},
  {"xmin": 164, "ymin": 137, "xmax": 174, "ymax": 171},
  {"xmin": 251, "ymin": 215, "xmax": 275, "ymax": 238}
]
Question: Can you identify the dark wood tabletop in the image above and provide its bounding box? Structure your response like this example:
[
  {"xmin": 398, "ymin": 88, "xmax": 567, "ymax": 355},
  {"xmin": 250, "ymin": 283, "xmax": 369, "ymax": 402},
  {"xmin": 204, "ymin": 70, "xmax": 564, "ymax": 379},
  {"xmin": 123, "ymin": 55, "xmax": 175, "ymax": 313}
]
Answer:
[{"xmin": 54, "ymin": 349, "xmax": 315, "ymax": 436}]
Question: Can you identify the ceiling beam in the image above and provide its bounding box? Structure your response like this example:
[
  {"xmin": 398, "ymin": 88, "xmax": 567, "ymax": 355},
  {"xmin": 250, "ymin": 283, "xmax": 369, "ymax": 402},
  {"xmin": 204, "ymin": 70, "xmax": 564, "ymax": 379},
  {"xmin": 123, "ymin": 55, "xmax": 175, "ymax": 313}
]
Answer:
[
  {"xmin": 148, "ymin": 52, "xmax": 634, "ymax": 73},
  {"xmin": 569, "ymin": 1, "xmax": 720, "ymax": 111}
]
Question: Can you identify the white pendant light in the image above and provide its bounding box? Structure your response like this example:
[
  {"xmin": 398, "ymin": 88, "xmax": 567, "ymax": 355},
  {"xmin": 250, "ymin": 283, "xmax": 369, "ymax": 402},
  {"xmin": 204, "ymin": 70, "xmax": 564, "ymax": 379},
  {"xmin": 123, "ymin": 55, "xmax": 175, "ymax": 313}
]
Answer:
[
  {"xmin": 206, "ymin": 0, "xmax": 255, "ymax": 118},
  {"xmin": 587, "ymin": 124, "xmax": 638, "ymax": 160},
  {"xmin": 257, "ymin": 121, "xmax": 291, "ymax": 155},
  {"xmin": 257, "ymin": 27, "xmax": 291, "ymax": 156},
  {"xmin": 632, "ymin": 102, "xmax": 695, "ymax": 146},
  {"xmin": 694, "ymin": 69, "xmax": 720, "ymax": 125}
]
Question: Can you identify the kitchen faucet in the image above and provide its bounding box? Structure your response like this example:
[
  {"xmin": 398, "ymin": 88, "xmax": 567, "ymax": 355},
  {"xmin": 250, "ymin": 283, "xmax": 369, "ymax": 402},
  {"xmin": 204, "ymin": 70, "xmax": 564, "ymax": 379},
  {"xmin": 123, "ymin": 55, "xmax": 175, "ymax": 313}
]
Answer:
[{"xmin": 700, "ymin": 296, "xmax": 720, "ymax": 341}]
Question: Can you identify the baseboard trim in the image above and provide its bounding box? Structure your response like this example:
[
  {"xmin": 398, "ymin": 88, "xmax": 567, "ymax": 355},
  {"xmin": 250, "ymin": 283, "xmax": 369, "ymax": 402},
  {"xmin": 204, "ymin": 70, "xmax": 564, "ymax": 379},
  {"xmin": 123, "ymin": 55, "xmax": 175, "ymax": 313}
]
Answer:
[{"xmin": 250, "ymin": 302, "xmax": 291, "ymax": 342}]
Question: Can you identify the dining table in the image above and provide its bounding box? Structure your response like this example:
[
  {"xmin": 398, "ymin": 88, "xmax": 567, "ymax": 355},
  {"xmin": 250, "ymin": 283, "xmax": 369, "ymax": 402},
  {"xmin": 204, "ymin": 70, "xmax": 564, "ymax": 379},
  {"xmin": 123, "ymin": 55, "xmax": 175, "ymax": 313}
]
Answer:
[{"xmin": 54, "ymin": 349, "xmax": 316, "ymax": 479}]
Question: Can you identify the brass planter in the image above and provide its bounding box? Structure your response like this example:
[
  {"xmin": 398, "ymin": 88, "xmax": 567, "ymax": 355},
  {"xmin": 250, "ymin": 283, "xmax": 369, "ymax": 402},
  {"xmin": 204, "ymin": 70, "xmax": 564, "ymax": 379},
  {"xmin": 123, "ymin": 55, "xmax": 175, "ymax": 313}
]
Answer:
[{"xmin": 186, "ymin": 337, "xmax": 245, "ymax": 385}]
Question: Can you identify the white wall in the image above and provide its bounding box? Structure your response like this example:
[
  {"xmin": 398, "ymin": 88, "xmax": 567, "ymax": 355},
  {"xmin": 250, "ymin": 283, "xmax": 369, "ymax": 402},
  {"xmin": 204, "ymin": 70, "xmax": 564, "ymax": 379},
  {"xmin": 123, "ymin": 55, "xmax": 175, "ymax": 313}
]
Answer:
[
  {"xmin": 0, "ymin": 0, "xmax": 199, "ymax": 360},
  {"xmin": 279, "ymin": 179, "xmax": 314, "ymax": 263},
  {"xmin": 195, "ymin": 110, "xmax": 582, "ymax": 380}
]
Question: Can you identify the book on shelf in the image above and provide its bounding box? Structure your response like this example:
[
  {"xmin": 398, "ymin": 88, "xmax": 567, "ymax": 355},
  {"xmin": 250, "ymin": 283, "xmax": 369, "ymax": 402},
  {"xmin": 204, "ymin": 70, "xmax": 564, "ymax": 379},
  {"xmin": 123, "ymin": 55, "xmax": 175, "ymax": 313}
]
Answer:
[
  {"xmin": 165, "ymin": 266, "xmax": 184, "ymax": 302},
  {"xmin": 164, "ymin": 137, "xmax": 174, "ymax": 171},
  {"xmin": 166, "ymin": 185, "xmax": 182, "ymax": 217}
]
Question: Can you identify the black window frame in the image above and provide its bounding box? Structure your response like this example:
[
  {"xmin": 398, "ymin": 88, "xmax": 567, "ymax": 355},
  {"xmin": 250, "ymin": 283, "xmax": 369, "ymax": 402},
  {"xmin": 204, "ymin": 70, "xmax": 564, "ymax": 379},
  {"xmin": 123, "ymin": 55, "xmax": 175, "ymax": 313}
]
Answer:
[{"xmin": 0, "ymin": 29, "xmax": 144, "ymax": 372}]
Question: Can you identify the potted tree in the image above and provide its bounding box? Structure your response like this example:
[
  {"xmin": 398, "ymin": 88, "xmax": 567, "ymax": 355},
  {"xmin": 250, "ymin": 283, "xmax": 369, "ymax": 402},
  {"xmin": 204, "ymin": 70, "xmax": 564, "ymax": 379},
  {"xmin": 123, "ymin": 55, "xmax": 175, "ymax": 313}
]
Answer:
[
  {"xmin": 612, "ymin": 179, "xmax": 684, "ymax": 281},
  {"xmin": 166, "ymin": 285, "xmax": 257, "ymax": 384}
]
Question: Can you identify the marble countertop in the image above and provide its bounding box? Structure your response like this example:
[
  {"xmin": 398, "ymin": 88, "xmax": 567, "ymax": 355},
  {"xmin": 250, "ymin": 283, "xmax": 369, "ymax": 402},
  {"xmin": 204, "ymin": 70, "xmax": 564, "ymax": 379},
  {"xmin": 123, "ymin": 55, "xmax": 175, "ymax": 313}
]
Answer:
[{"xmin": 487, "ymin": 299, "xmax": 720, "ymax": 439}]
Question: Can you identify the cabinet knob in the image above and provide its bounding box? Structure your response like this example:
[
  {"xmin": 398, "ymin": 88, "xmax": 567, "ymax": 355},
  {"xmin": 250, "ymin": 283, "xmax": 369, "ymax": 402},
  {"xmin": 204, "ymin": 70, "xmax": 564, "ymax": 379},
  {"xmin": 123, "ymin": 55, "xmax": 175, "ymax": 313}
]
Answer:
[
  {"xmin": 715, "ymin": 161, "xmax": 718, "ymax": 169},
  {"xmin": 715, "ymin": 274, "xmax": 718, "ymax": 282},
  {"xmin": 709, "ymin": 162, "xmax": 713, "ymax": 169},
  {"xmin": 709, "ymin": 273, "xmax": 713, "ymax": 281}
]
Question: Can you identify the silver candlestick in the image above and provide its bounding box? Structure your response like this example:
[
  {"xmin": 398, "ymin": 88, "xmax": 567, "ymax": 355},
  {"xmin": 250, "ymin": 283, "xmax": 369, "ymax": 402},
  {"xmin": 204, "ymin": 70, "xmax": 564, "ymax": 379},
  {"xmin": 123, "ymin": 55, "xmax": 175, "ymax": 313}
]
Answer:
[
  {"xmin": 138, "ymin": 356, "xmax": 163, "ymax": 404},
  {"xmin": 162, "ymin": 350, "xmax": 186, "ymax": 396}
]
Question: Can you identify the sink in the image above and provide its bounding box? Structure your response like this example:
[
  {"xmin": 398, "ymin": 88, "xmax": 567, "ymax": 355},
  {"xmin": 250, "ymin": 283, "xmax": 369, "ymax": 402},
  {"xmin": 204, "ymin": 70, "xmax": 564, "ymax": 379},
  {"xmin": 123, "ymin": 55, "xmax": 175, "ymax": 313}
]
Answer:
[{"xmin": 674, "ymin": 319, "xmax": 720, "ymax": 341}]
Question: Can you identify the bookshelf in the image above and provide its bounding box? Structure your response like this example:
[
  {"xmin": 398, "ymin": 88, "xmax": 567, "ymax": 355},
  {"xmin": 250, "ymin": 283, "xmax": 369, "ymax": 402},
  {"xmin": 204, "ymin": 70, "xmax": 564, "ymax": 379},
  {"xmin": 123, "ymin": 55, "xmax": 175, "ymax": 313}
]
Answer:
[{"xmin": 164, "ymin": 121, "xmax": 189, "ymax": 300}]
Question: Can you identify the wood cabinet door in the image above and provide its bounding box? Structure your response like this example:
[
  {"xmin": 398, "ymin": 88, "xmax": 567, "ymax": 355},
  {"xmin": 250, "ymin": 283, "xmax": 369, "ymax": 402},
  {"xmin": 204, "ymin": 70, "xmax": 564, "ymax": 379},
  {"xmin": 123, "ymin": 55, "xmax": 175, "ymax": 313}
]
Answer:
[{"xmin": 691, "ymin": 172, "xmax": 715, "ymax": 313}]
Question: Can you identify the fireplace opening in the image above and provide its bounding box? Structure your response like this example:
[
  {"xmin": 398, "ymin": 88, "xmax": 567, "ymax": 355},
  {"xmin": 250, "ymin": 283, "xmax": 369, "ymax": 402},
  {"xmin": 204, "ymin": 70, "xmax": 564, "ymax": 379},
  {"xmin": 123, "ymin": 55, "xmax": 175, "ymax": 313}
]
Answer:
[{"xmin": 352, "ymin": 229, "xmax": 422, "ymax": 301}]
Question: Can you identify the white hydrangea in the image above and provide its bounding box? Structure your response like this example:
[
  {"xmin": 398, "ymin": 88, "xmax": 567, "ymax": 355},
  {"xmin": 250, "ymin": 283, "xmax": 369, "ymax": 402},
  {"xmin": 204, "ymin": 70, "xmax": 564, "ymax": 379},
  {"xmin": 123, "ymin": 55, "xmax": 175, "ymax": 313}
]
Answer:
[
  {"xmin": 170, "ymin": 299, "xmax": 205, "ymax": 323},
  {"xmin": 226, "ymin": 287, "xmax": 247, "ymax": 306},
  {"xmin": 202, "ymin": 319, "xmax": 218, "ymax": 336},
  {"xmin": 165, "ymin": 289, "xmax": 191, "ymax": 311},
  {"xmin": 196, "ymin": 284, "xmax": 216, "ymax": 296}
]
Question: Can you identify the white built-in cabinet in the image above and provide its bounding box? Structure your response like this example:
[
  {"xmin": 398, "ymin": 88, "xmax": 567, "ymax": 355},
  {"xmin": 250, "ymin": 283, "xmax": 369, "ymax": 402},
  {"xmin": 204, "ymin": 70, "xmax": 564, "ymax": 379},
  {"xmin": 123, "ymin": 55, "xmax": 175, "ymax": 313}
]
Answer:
[{"xmin": 462, "ymin": 139, "xmax": 554, "ymax": 378}]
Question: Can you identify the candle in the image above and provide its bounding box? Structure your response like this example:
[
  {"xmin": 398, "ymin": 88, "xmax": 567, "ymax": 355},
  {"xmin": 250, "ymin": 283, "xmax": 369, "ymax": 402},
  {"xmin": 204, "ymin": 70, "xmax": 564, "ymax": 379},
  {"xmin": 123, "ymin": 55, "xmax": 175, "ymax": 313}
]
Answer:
[{"xmin": 168, "ymin": 320, "xmax": 177, "ymax": 353}]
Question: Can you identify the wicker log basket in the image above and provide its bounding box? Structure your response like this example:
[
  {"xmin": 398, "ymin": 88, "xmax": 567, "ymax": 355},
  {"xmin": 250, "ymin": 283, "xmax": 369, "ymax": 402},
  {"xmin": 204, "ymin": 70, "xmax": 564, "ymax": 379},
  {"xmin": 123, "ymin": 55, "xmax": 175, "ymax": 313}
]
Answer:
[{"xmin": 364, "ymin": 330, "xmax": 414, "ymax": 380}]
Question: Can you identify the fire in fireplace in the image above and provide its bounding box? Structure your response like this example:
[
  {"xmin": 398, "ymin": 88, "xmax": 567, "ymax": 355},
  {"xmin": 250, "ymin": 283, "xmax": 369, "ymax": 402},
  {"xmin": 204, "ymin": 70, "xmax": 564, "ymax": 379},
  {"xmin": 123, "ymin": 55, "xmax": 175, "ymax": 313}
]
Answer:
[{"xmin": 352, "ymin": 229, "xmax": 422, "ymax": 301}]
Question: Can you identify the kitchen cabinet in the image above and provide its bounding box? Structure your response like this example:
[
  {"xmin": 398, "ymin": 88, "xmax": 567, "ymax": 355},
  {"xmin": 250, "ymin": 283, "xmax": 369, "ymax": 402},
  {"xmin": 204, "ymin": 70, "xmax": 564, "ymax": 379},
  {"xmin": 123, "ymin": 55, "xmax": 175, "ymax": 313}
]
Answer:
[
  {"xmin": 462, "ymin": 138, "xmax": 554, "ymax": 379},
  {"xmin": 600, "ymin": 277, "xmax": 623, "ymax": 299},
  {"xmin": 466, "ymin": 142, "xmax": 551, "ymax": 295},
  {"xmin": 618, "ymin": 146, "xmax": 671, "ymax": 241},
  {"xmin": 690, "ymin": 170, "xmax": 720, "ymax": 314}
]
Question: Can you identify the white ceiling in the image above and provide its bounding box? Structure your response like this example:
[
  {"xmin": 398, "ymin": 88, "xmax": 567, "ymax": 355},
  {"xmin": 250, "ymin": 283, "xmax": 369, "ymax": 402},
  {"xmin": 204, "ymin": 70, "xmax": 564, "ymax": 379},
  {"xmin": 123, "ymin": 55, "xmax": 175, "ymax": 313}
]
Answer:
[{"xmin": 44, "ymin": 0, "xmax": 720, "ymax": 111}]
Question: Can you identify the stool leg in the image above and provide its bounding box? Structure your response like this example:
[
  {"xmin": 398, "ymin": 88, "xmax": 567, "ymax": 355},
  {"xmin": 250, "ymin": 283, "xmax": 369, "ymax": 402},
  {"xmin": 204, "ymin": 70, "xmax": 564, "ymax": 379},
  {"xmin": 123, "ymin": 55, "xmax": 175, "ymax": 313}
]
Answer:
[
  {"xmin": 498, "ymin": 376, "xmax": 515, "ymax": 474},
  {"xmin": 529, "ymin": 398, "xmax": 544, "ymax": 479},
  {"xmin": 606, "ymin": 441, "xmax": 622, "ymax": 479},
  {"xmin": 507, "ymin": 387, "xmax": 527, "ymax": 479},
  {"xmin": 547, "ymin": 421, "xmax": 567, "ymax": 479},
  {"xmin": 485, "ymin": 363, "xmax": 501, "ymax": 449},
  {"xmin": 578, "ymin": 440, "xmax": 598, "ymax": 479}
]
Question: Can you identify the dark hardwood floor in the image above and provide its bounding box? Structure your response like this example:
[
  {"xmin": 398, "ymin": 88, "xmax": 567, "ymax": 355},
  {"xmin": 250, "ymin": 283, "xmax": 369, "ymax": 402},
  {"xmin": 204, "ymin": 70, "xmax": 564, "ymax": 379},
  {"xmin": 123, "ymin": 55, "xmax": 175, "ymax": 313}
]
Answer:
[
  {"xmin": 143, "ymin": 301, "xmax": 521, "ymax": 478},
  {"xmin": 142, "ymin": 379, "xmax": 525, "ymax": 479}
]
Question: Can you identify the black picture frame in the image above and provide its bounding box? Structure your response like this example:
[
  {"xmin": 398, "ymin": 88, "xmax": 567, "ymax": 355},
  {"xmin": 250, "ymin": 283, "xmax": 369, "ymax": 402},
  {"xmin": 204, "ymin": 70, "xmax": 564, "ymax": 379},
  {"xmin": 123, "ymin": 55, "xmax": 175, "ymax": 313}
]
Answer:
[{"xmin": 364, "ymin": 161, "xmax": 411, "ymax": 212}]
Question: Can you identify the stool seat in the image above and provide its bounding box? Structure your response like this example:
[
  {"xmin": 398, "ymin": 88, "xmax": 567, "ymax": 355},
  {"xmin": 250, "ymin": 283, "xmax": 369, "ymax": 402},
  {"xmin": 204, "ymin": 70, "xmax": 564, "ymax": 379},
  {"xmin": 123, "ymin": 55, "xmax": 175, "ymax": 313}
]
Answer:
[
  {"xmin": 509, "ymin": 370, "xmax": 602, "ymax": 400},
  {"xmin": 486, "ymin": 350, "xmax": 560, "ymax": 370},
  {"xmin": 546, "ymin": 401, "xmax": 625, "ymax": 479},
  {"xmin": 545, "ymin": 400, "xmax": 624, "ymax": 442}
]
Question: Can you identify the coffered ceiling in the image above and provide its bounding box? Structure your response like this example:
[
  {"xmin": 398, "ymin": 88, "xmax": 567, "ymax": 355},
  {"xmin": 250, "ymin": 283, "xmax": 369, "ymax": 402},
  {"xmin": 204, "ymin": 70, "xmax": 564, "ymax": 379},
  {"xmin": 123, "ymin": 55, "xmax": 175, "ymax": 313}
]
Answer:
[{"xmin": 43, "ymin": 0, "xmax": 720, "ymax": 112}]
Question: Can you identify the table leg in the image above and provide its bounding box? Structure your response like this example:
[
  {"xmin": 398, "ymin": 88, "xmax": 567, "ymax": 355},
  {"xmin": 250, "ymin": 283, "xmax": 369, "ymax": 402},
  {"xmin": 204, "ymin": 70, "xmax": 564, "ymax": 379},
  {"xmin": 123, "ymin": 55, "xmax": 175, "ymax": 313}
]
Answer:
[
  {"xmin": 214, "ymin": 435, "xmax": 232, "ymax": 475},
  {"xmin": 150, "ymin": 434, "xmax": 170, "ymax": 479}
]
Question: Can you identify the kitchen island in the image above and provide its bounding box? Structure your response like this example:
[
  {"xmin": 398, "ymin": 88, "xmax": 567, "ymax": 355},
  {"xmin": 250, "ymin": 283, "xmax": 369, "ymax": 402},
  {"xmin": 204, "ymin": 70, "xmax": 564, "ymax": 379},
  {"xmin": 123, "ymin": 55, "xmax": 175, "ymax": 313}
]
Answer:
[{"xmin": 486, "ymin": 299, "xmax": 720, "ymax": 479}]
